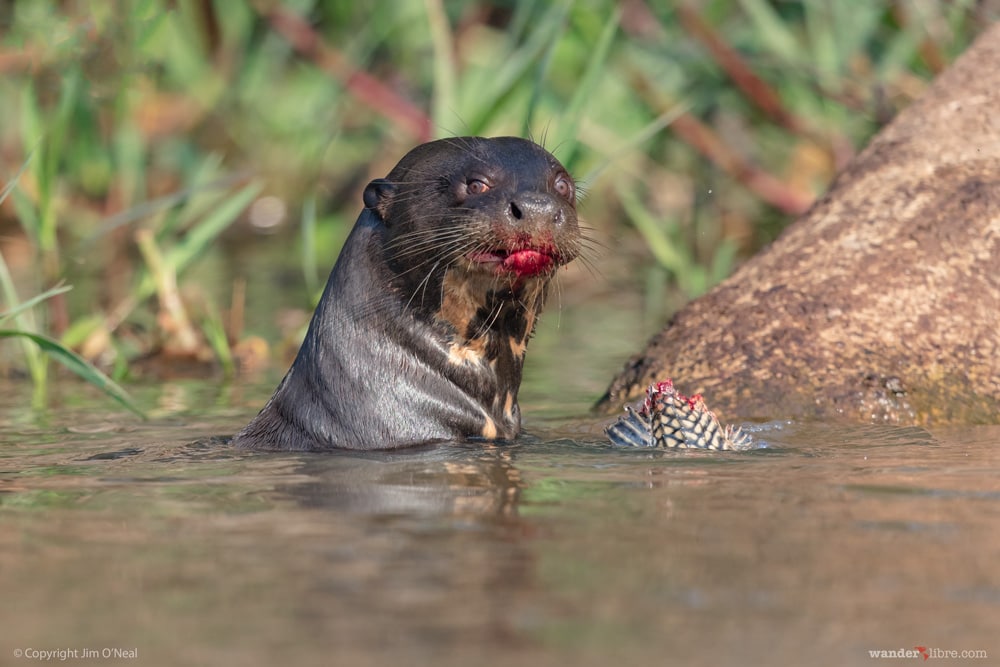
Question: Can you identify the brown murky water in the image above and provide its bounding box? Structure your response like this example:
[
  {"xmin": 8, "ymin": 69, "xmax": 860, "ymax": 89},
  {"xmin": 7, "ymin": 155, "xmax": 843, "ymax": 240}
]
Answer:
[
  {"xmin": 2, "ymin": 384, "xmax": 999, "ymax": 666},
  {"xmin": 2, "ymin": 303, "xmax": 999, "ymax": 666}
]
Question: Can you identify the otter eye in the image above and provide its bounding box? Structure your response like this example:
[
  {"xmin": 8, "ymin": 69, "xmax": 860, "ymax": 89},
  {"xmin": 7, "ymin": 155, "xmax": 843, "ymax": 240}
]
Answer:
[
  {"xmin": 554, "ymin": 173, "xmax": 574, "ymax": 200},
  {"xmin": 467, "ymin": 178, "xmax": 490, "ymax": 195}
]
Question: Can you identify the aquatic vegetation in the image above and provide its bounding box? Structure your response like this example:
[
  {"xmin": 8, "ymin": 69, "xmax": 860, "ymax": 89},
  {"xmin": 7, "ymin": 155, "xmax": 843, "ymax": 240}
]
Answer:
[{"xmin": 0, "ymin": 0, "xmax": 986, "ymax": 412}]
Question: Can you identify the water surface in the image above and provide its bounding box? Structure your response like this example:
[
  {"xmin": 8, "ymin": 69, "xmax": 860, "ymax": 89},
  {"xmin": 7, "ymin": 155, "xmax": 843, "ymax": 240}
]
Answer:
[{"xmin": 2, "ymin": 377, "xmax": 998, "ymax": 666}]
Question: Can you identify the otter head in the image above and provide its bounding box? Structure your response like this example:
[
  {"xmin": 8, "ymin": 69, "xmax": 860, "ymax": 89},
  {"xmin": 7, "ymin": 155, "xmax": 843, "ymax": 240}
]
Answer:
[
  {"xmin": 362, "ymin": 137, "xmax": 580, "ymax": 358},
  {"xmin": 364, "ymin": 136, "xmax": 579, "ymax": 289}
]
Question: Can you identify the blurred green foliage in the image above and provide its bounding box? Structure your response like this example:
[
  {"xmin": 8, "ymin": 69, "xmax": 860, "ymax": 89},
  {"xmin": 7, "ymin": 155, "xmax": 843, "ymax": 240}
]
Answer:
[{"xmin": 0, "ymin": 0, "xmax": 990, "ymax": 408}]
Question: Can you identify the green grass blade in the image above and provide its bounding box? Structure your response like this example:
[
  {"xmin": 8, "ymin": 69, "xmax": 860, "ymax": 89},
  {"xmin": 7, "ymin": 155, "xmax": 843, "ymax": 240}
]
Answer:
[
  {"xmin": 580, "ymin": 102, "xmax": 689, "ymax": 186},
  {"xmin": 617, "ymin": 185, "xmax": 690, "ymax": 274},
  {"xmin": 617, "ymin": 184, "xmax": 713, "ymax": 298},
  {"xmin": 737, "ymin": 0, "xmax": 802, "ymax": 64},
  {"xmin": 3, "ymin": 151, "xmax": 38, "ymax": 248},
  {"xmin": 548, "ymin": 7, "xmax": 621, "ymax": 165},
  {"xmin": 199, "ymin": 299, "xmax": 235, "ymax": 378},
  {"xmin": 465, "ymin": 1, "xmax": 572, "ymax": 133},
  {"xmin": 0, "ymin": 151, "xmax": 34, "ymax": 206},
  {"xmin": 167, "ymin": 180, "xmax": 263, "ymax": 273},
  {"xmin": 522, "ymin": 10, "xmax": 559, "ymax": 138},
  {"xmin": 0, "ymin": 246, "xmax": 45, "ymax": 385},
  {"xmin": 0, "ymin": 330, "xmax": 146, "ymax": 419},
  {"xmin": 83, "ymin": 172, "xmax": 251, "ymax": 244},
  {"xmin": 300, "ymin": 194, "xmax": 318, "ymax": 297},
  {"xmin": 424, "ymin": 0, "xmax": 457, "ymax": 132},
  {"xmin": 133, "ymin": 180, "xmax": 263, "ymax": 301},
  {"xmin": 0, "ymin": 283, "xmax": 72, "ymax": 323}
]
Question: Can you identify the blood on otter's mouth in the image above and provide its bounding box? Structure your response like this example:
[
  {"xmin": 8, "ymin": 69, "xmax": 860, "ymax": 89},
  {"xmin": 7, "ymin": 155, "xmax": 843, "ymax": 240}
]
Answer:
[{"xmin": 467, "ymin": 246, "xmax": 560, "ymax": 278}]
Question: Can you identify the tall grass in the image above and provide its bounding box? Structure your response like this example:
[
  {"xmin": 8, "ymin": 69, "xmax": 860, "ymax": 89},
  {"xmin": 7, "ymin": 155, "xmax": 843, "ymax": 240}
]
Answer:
[
  {"xmin": 0, "ymin": 0, "xmax": 988, "ymax": 412},
  {"xmin": 0, "ymin": 162, "xmax": 143, "ymax": 415}
]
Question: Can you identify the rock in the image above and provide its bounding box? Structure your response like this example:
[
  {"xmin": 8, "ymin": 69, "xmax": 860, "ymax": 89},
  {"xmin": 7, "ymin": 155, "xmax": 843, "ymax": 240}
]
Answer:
[{"xmin": 598, "ymin": 24, "xmax": 1000, "ymax": 425}]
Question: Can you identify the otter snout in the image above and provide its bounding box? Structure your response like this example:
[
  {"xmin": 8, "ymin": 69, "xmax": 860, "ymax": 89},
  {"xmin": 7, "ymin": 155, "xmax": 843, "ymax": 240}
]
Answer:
[{"xmin": 508, "ymin": 192, "xmax": 566, "ymax": 227}]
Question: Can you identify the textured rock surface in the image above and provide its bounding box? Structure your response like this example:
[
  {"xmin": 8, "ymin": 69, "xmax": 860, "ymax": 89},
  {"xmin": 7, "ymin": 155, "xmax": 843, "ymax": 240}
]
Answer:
[{"xmin": 599, "ymin": 24, "xmax": 1000, "ymax": 425}]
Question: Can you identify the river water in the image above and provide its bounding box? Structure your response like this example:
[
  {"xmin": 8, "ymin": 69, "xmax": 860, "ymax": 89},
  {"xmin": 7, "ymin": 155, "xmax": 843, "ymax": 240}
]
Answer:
[{"xmin": 2, "ymin": 304, "xmax": 999, "ymax": 666}]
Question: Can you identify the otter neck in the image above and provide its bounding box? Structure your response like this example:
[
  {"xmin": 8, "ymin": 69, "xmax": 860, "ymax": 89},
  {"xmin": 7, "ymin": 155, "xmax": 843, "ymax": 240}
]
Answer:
[
  {"xmin": 435, "ymin": 264, "xmax": 546, "ymax": 354},
  {"xmin": 429, "ymin": 265, "xmax": 547, "ymax": 439}
]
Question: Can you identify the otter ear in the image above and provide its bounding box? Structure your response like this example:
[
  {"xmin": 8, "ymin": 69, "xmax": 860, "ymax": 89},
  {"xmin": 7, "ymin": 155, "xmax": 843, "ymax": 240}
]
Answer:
[{"xmin": 363, "ymin": 178, "xmax": 396, "ymax": 220}]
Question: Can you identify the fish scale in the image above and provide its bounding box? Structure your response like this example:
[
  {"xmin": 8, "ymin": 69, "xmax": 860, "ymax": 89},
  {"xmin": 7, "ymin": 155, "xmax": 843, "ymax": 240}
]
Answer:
[{"xmin": 606, "ymin": 380, "xmax": 753, "ymax": 451}]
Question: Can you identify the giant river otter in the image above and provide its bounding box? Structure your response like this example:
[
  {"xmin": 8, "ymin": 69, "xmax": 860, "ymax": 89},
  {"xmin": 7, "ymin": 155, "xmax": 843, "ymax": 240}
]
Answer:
[{"xmin": 234, "ymin": 137, "xmax": 581, "ymax": 451}]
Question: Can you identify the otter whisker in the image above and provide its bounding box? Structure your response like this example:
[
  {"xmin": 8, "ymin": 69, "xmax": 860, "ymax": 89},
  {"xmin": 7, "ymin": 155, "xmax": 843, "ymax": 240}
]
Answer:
[
  {"xmin": 405, "ymin": 258, "xmax": 443, "ymax": 311},
  {"xmin": 389, "ymin": 238, "xmax": 479, "ymax": 280}
]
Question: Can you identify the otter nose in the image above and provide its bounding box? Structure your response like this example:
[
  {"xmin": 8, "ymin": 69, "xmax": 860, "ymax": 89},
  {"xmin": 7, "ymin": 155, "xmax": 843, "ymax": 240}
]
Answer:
[{"xmin": 508, "ymin": 193, "xmax": 563, "ymax": 226}]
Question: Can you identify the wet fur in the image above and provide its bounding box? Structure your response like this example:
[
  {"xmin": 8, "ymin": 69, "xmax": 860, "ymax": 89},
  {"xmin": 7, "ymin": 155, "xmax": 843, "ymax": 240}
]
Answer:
[{"xmin": 233, "ymin": 137, "xmax": 580, "ymax": 451}]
